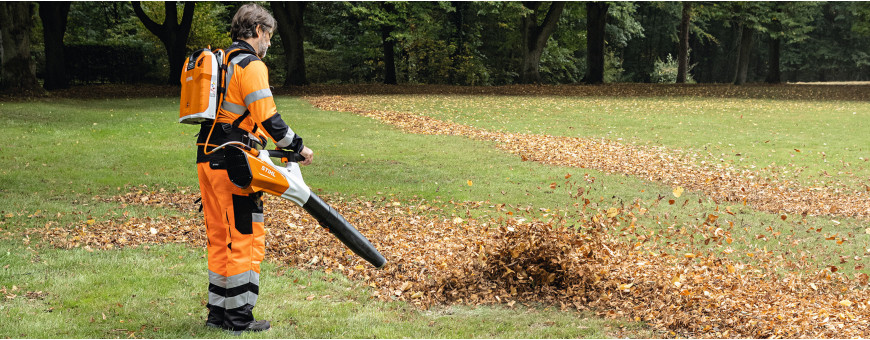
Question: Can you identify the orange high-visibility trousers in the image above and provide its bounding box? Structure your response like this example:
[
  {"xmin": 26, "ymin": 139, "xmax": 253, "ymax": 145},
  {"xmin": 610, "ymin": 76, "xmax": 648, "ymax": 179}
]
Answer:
[{"xmin": 197, "ymin": 162, "xmax": 266, "ymax": 330}]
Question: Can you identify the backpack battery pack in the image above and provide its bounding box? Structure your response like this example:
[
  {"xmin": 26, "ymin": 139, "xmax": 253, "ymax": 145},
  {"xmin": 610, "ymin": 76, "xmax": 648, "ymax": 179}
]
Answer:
[{"xmin": 179, "ymin": 48, "xmax": 224, "ymax": 124}]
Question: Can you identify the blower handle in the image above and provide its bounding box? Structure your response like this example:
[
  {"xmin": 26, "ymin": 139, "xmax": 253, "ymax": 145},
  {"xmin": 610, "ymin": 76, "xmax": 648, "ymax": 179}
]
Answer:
[{"xmin": 266, "ymin": 149, "xmax": 307, "ymax": 163}]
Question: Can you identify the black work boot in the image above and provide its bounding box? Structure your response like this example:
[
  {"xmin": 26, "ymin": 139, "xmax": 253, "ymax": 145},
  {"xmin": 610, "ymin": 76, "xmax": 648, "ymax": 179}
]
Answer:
[
  {"xmin": 205, "ymin": 306, "xmax": 226, "ymax": 329},
  {"xmin": 230, "ymin": 320, "xmax": 271, "ymax": 335}
]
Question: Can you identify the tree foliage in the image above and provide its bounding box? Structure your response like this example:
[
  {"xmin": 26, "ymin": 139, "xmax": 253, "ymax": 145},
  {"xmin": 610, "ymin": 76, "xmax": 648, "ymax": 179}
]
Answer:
[{"xmin": 10, "ymin": 0, "xmax": 870, "ymax": 88}]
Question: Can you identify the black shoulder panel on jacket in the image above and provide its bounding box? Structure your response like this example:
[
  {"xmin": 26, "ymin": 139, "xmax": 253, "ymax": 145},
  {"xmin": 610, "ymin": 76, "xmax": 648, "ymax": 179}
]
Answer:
[{"xmin": 236, "ymin": 54, "xmax": 260, "ymax": 68}]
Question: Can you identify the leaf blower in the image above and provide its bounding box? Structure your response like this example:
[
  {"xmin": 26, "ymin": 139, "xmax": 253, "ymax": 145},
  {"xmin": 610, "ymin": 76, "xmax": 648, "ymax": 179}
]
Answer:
[{"xmin": 215, "ymin": 142, "xmax": 387, "ymax": 269}]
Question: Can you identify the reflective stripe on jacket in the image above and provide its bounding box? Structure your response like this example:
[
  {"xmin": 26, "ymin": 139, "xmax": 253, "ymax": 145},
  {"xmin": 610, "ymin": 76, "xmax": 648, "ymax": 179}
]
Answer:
[{"xmin": 217, "ymin": 41, "xmax": 302, "ymax": 151}]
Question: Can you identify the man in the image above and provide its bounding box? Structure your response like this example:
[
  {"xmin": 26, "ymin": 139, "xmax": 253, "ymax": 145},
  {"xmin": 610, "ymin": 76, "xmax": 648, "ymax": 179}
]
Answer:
[{"xmin": 195, "ymin": 3, "xmax": 313, "ymax": 334}]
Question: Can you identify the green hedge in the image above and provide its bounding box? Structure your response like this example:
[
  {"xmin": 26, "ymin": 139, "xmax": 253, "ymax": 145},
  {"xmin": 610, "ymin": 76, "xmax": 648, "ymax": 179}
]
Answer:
[{"xmin": 64, "ymin": 43, "xmax": 150, "ymax": 84}]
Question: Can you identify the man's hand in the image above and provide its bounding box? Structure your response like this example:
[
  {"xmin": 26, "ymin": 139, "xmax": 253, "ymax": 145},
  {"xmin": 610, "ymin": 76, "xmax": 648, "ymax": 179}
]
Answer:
[{"xmin": 299, "ymin": 146, "xmax": 314, "ymax": 166}]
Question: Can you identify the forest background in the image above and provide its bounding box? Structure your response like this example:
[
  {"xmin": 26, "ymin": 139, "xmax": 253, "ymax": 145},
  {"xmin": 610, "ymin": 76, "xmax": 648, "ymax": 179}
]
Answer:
[{"xmin": 3, "ymin": 1, "xmax": 870, "ymax": 92}]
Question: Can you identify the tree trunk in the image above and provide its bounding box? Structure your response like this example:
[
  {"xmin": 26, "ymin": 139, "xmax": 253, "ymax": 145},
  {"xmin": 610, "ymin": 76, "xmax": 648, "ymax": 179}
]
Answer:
[
  {"xmin": 676, "ymin": 2, "xmax": 691, "ymax": 84},
  {"xmin": 132, "ymin": 1, "xmax": 195, "ymax": 85},
  {"xmin": 449, "ymin": 1, "xmax": 465, "ymax": 53},
  {"xmin": 448, "ymin": 1, "xmax": 466, "ymax": 84},
  {"xmin": 585, "ymin": 2, "xmax": 609, "ymax": 85},
  {"xmin": 272, "ymin": 1, "xmax": 308, "ymax": 86},
  {"xmin": 38, "ymin": 1, "xmax": 71, "ymax": 90},
  {"xmin": 381, "ymin": 26, "xmax": 397, "ymax": 85},
  {"xmin": 733, "ymin": 24, "xmax": 753, "ymax": 85},
  {"xmin": 0, "ymin": 2, "xmax": 41, "ymax": 92},
  {"xmin": 519, "ymin": 1, "xmax": 566, "ymax": 84},
  {"xmin": 765, "ymin": 37, "xmax": 781, "ymax": 84}
]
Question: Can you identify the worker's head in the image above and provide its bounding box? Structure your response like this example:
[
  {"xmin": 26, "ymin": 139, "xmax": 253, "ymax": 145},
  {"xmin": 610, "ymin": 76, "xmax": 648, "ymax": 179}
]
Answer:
[{"xmin": 231, "ymin": 3, "xmax": 275, "ymax": 58}]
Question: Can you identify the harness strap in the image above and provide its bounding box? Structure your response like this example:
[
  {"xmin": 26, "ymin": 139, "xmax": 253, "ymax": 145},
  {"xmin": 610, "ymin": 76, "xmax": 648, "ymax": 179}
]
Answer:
[{"xmin": 201, "ymin": 47, "xmax": 256, "ymax": 157}]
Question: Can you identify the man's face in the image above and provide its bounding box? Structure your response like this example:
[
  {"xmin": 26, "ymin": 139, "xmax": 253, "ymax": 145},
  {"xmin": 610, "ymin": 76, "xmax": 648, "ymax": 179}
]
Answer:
[{"xmin": 255, "ymin": 25, "xmax": 272, "ymax": 59}]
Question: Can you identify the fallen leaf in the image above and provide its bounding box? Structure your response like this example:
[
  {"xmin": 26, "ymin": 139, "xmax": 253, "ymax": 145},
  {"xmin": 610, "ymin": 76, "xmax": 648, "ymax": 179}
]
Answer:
[{"xmin": 672, "ymin": 186, "xmax": 684, "ymax": 198}]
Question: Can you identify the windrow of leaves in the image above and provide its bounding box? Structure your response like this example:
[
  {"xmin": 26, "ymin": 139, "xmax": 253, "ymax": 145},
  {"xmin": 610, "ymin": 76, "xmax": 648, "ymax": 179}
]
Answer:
[
  {"xmin": 41, "ymin": 189, "xmax": 870, "ymax": 338},
  {"xmin": 304, "ymin": 95, "xmax": 870, "ymax": 218}
]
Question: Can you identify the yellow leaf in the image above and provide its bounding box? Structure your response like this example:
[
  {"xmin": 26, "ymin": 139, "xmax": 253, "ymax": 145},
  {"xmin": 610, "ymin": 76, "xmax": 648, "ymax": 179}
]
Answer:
[
  {"xmin": 726, "ymin": 264, "xmax": 735, "ymax": 274},
  {"xmin": 467, "ymin": 180, "xmax": 473, "ymax": 186},
  {"xmin": 839, "ymin": 300, "xmax": 852, "ymax": 307},
  {"xmin": 3, "ymin": 213, "xmax": 13, "ymax": 218},
  {"xmin": 865, "ymin": 228, "xmax": 870, "ymax": 235},
  {"xmin": 86, "ymin": 219, "xmax": 95, "ymax": 225},
  {"xmin": 618, "ymin": 283, "xmax": 633, "ymax": 291},
  {"xmin": 452, "ymin": 217, "xmax": 464, "ymax": 224},
  {"xmin": 672, "ymin": 186, "xmax": 684, "ymax": 198},
  {"xmin": 411, "ymin": 291, "xmax": 424, "ymax": 299},
  {"xmin": 606, "ymin": 207, "xmax": 618, "ymax": 218},
  {"xmin": 684, "ymin": 253, "xmax": 696, "ymax": 259}
]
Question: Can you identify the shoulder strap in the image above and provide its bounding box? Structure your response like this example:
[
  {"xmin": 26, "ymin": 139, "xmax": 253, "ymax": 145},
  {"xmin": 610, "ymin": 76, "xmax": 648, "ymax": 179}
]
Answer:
[
  {"xmin": 201, "ymin": 48, "xmax": 256, "ymax": 155},
  {"xmin": 223, "ymin": 48, "xmax": 258, "ymax": 132}
]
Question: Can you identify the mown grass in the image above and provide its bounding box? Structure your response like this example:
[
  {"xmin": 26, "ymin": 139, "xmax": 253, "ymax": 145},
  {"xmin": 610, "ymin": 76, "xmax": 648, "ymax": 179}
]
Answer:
[
  {"xmin": 345, "ymin": 94, "xmax": 870, "ymax": 189},
  {"xmin": 0, "ymin": 97, "xmax": 651, "ymax": 338},
  {"xmin": 1, "ymin": 91, "xmax": 867, "ymax": 338}
]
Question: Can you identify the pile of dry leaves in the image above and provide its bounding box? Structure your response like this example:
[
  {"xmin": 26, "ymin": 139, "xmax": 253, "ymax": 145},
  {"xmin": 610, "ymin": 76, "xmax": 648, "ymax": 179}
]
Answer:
[
  {"xmin": 305, "ymin": 95, "xmax": 870, "ymax": 218},
  {"xmin": 42, "ymin": 189, "xmax": 869, "ymax": 338}
]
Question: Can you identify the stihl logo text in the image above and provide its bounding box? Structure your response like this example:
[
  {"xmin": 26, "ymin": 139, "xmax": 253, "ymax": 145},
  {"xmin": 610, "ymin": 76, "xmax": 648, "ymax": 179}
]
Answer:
[{"xmin": 261, "ymin": 166, "xmax": 275, "ymax": 177}]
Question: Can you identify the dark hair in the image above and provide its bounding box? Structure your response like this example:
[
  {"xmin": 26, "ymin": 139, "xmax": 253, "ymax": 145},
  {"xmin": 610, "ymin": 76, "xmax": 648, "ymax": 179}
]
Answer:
[{"xmin": 230, "ymin": 3, "xmax": 276, "ymax": 40}]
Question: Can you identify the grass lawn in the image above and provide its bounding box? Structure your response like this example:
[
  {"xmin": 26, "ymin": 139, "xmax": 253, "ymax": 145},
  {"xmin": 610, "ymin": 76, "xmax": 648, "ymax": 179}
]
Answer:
[
  {"xmin": 343, "ymin": 94, "xmax": 870, "ymax": 189},
  {"xmin": 0, "ymin": 96, "xmax": 650, "ymax": 338},
  {"xmin": 1, "ymin": 88, "xmax": 867, "ymax": 337}
]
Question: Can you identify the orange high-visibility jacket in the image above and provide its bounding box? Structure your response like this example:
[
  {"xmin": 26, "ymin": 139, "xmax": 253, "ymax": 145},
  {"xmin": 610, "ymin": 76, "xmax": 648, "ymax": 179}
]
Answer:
[{"xmin": 196, "ymin": 41, "xmax": 302, "ymax": 163}]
